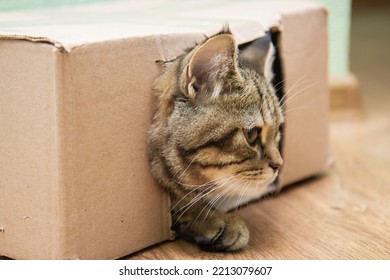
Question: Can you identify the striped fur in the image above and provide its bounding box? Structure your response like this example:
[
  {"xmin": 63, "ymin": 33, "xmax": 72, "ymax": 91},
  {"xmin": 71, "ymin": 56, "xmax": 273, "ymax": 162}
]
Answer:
[{"xmin": 149, "ymin": 29, "xmax": 283, "ymax": 251}]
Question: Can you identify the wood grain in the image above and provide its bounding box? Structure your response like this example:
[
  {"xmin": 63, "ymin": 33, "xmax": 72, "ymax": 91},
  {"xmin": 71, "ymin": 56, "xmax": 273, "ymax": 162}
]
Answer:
[{"xmin": 330, "ymin": 73, "xmax": 361, "ymax": 110}]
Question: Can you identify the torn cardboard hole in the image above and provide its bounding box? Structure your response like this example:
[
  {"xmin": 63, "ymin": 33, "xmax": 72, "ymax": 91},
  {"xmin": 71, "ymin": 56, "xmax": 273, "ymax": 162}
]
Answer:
[
  {"xmin": 213, "ymin": 31, "xmax": 286, "ymax": 212},
  {"xmin": 241, "ymin": 31, "xmax": 287, "ymax": 188}
]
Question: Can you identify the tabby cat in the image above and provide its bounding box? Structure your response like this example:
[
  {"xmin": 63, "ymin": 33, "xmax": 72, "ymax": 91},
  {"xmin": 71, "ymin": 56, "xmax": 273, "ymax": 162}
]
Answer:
[{"xmin": 149, "ymin": 28, "xmax": 284, "ymax": 251}]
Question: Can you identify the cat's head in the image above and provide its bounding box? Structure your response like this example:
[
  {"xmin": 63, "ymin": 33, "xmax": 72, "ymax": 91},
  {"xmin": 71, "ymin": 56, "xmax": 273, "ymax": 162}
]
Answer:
[{"xmin": 151, "ymin": 30, "xmax": 284, "ymax": 203}]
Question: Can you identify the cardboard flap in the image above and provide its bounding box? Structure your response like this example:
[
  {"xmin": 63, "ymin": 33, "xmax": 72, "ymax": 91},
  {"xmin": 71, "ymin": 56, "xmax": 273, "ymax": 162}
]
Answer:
[
  {"xmin": 0, "ymin": 22, "xmax": 267, "ymax": 53},
  {"xmin": 0, "ymin": 0, "xmax": 293, "ymax": 51},
  {"xmin": 0, "ymin": 33, "xmax": 65, "ymax": 50}
]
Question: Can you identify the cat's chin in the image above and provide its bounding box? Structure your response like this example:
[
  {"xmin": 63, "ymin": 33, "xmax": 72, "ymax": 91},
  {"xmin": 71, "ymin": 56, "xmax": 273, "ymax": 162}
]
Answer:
[
  {"xmin": 213, "ymin": 182, "xmax": 277, "ymax": 212},
  {"xmin": 209, "ymin": 174, "xmax": 278, "ymax": 212}
]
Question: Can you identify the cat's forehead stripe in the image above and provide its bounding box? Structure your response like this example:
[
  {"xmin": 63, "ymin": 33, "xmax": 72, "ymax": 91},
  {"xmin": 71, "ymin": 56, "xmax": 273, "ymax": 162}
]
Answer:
[
  {"xmin": 244, "ymin": 111, "xmax": 264, "ymax": 128},
  {"xmin": 263, "ymin": 92, "xmax": 274, "ymax": 124}
]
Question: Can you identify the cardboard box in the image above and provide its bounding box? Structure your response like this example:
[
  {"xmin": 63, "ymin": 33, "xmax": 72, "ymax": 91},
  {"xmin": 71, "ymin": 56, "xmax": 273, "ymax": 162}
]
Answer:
[{"xmin": 0, "ymin": 1, "xmax": 333, "ymax": 259}]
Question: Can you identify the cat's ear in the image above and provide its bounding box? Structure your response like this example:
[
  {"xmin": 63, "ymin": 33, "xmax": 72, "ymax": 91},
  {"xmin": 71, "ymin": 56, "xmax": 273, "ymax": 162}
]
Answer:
[
  {"xmin": 239, "ymin": 33, "xmax": 275, "ymax": 83},
  {"xmin": 184, "ymin": 34, "xmax": 238, "ymax": 101}
]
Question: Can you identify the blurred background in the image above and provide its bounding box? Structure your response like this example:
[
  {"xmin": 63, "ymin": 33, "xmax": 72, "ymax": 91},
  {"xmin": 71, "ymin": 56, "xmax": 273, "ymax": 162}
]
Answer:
[{"xmin": 350, "ymin": 0, "xmax": 390, "ymax": 116}]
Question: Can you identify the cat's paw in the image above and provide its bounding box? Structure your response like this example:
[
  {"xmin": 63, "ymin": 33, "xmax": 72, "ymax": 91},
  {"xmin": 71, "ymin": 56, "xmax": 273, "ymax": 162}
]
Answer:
[
  {"xmin": 173, "ymin": 212, "xmax": 249, "ymax": 252},
  {"xmin": 200, "ymin": 214, "xmax": 249, "ymax": 252}
]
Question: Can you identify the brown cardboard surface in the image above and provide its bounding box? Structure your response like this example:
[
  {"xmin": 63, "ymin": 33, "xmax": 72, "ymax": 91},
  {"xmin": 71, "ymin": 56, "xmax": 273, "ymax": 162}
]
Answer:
[
  {"xmin": 0, "ymin": 40, "xmax": 60, "ymax": 259},
  {"xmin": 0, "ymin": 1, "xmax": 333, "ymax": 259},
  {"xmin": 56, "ymin": 36, "xmax": 175, "ymax": 259},
  {"xmin": 278, "ymin": 5, "xmax": 333, "ymax": 187}
]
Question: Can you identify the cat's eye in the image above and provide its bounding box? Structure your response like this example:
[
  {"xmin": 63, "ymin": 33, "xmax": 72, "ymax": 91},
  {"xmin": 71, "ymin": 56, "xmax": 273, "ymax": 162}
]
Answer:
[{"xmin": 244, "ymin": 127, "xmax": 261, "ymax": 146}]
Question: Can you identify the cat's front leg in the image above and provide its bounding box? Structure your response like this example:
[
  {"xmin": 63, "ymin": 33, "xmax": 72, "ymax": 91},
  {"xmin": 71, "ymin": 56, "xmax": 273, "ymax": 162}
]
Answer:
[{"xmin": 171, "ymin": 204, "xmax": 249, "ymax": 252}]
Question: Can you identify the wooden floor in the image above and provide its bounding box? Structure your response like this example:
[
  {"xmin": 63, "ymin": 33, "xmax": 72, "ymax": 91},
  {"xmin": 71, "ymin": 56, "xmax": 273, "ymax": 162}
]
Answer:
[{"xmin": 127, "ymin": 2, "xmax": 390, "ymax": 260}]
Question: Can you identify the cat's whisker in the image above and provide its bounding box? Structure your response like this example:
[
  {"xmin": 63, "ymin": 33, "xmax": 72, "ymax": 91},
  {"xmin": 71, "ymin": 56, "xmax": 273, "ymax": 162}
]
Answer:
[
  {"xmin": 278, "ymin": 74, "xmax": 310, "ymax": 104},
  {"xmin": 201, "ymin": 177, "xmax": 245, "ymax": 224},
  {"xmin": 177, "ymin": 154, "xmax": 200, "ymax": 181},
  {"xmin": 172, "ymin": 188, "xmax": 216, "ymax": 228},
  {"xmin": 234, "ymin": 181, "xmax": 251, "ymax": 214},
  {"xmin": 171, "ymin": 175, "xmax": 233, "ymax": 211},
  {"xmin": 173, "ymin": 172, "xmax": 233, "ymax": 189},
  {"xmin": 273, "ymin": 77, "xmax": 289, "ymax": 92},
  {"xmin": 173, "ymin": 179, "xmax": 225, "ymax": 213},
  {"xmin": 172, "ymin": 175, "xmax": 236, "ymax": 225},
  {"xmin": 206, "ymin": 177, "xmax": 243, "ymax": 211},
  {"xmin": 173, "ymin": 180, "xmax": 210, "ymax": 189},
  {"xmin": 175, "ymin": 189, "xmax": 227, "ymax": 228},
  {"xmin": 213, "ymin": 177, "xmax": 245, "ymax": 210},
  {"xmin": 279, "ymin": 78, "xmax": 318, "ymax": 107},
  {"xmin": 171, "ymin": 183, "xmax": 215, "ymax": 214},
  {"xmin": 280, "ymin": 79, "xmax": 318, "ymax": 102},
  {"xmin": 280, "ymin": 80, "xmax": 319, "ymax": 109},
  {"xmin": 190, "ymin": 176, "xmax": 240, "ymax": 226},
  {"xmin": 171, "ymin": 178, "xmax": 220, "ymax": 211},
  {"xmin": 273, "ymin": 75, "xmax": 311, "ymax": 94},
  {"xmin": 201, "ymin": 176, "xmax": 239, "ymax": 206},
  {"xmin": 280, "ymin": 83, "xmax": 315, "ymax": 110},
  {"xmin": 283, "ymin": 106, "xmax": 313, "ymax": 114},
  {"xmin": 199, "ymin": 178, "xmax": 249, "ymax": 229}
]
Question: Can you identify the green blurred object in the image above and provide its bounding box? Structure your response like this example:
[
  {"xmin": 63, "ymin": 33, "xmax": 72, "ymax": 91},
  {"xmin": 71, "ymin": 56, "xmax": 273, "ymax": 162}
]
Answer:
[{"xmin": 307, "ymin": 0, "xmax": 352, "ymax": 76}]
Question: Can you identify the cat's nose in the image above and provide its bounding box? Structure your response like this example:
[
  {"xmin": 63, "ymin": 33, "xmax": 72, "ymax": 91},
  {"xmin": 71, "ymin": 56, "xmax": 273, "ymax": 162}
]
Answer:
[
  {"xmin": 264, "ymin": 147, "xmax": 283, "ymax": 172},
  {"xmin": 269, "ymin": 162, "xmax": 281, "ymax": 172}
]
